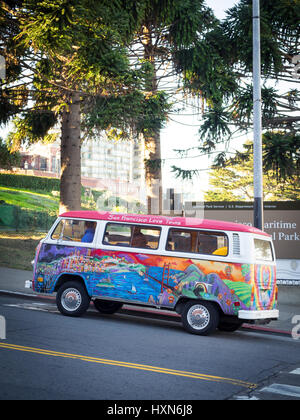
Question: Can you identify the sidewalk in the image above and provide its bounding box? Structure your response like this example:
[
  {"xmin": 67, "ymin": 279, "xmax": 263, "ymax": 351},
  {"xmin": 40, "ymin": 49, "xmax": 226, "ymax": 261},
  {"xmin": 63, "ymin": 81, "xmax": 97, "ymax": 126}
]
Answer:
[{"xmin": 0, "ymin": 266, "xmax": 299, "ymax": 335}]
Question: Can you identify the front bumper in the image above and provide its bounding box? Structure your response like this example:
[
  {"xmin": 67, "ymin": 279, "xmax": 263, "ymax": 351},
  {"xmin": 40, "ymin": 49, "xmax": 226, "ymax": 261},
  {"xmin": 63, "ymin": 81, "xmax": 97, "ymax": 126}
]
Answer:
[{"xmin": 238, "ymin": 309, "xmax": 279, "ymax": 320}]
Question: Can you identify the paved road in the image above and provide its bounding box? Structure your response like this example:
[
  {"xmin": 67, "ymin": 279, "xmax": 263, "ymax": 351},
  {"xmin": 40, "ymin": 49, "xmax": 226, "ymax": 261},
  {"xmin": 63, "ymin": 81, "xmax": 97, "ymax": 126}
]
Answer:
[{"xmin": 1, "ymin": 294, "xmax": 300, "ymax": 402}]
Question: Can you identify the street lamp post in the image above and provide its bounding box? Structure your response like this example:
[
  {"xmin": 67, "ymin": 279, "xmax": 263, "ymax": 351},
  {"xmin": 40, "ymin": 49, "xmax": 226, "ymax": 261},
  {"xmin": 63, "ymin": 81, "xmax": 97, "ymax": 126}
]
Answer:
[{"xmin": 253, "ymin": 0, "xmax": 264, "ymax": 230}]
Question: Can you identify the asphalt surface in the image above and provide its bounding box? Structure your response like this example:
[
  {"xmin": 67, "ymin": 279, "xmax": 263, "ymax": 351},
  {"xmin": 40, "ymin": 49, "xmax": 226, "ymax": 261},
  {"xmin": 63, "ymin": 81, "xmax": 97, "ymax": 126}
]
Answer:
[
  {"xmin": 1, "ymin": 266, "xmax": 300, "ymax": 401},
  {"xmin": 1, "ymin": 293, "xmax": 300, "ymax": 401}
]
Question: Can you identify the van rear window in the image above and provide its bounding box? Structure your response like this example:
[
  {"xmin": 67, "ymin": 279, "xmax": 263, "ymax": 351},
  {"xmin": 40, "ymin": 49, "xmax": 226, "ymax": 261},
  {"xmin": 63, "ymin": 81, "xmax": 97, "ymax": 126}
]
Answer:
[
  {"xmin": 166, "ymin": 228, "xmax": 228, "ymax": 256},
  {"xmin": 254, "ymin": 239, "xmax": 273, "ymax": 261}
]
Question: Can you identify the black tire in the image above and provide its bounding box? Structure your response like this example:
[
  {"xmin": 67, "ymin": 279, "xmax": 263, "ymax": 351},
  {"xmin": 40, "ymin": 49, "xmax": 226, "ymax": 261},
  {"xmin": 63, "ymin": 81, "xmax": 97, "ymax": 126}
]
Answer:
[
  {"xmin": 93, "ymin": 299, "xmax": 123, "ymax": 314},
  {"xmin": 181, "ymin": 300, "xmax": 219, "ymax": 336},
  {"xmin": 56, "ymin": 281, "xmax": 90, "ymax": 317},
  {"xmin": 218, "ymin": 321, "xmax": 243, "ymax": 332}
]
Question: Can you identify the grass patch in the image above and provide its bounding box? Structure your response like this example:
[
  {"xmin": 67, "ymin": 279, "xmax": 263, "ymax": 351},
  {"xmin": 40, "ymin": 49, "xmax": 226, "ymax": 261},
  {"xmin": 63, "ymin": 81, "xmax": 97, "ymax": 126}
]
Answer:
[
  {"xmin": 0, "ymin": 231, "xmax": 46, "ymax": 270},
  {"xmin": 0, "ymin": 187, "xmax": 59, "ymax": 213},
  {"xmin": 0, "ymin": 186, "xmax": 98, "ymax": 213}
]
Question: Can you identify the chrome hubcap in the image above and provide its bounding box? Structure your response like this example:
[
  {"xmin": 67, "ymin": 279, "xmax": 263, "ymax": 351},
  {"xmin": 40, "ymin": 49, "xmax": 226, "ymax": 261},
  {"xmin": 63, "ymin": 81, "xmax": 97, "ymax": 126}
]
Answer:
[
  {"xmin": 61, "ymin": 288, "xmax": 82, "ymax": 311},
  {"xmin": 187, "ymin": 304, "xmax": 210, "ymax": 330}
]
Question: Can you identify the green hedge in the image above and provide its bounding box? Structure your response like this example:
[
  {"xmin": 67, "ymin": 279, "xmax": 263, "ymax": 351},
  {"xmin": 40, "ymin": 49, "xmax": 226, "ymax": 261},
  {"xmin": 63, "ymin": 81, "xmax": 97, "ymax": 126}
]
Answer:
[
  {"xmin": 0, "ymin": 173, "xmax": 60, "ymax": 192},
  {"xmin": 0, "ymin": 204, "xmax": 56, "ymax": 231}
]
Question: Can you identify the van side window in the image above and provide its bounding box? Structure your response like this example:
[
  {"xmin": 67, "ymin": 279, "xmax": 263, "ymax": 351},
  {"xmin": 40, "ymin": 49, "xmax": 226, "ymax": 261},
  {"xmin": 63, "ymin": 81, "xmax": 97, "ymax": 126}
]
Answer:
[
  {"xmin": 103, "ymin": 223, "xmax": 161, "ymax": 250},
  {"xmin": 103, "ymin": 223, "xmax": 131, "ymax": 246},
  {"xmin": 166, "ymin": 229, "xmax": 228, "ymax": 256},
  {"xmin": 131, "ymin": 226, "xmax": 160, "ymax": 249},
  {"xmin": 166, "ymin": 229, "xmax": 196, "ymax": 252},
  {"xmin": 51, "ymin": 219, "xmax": 96, "ymax": 243}
]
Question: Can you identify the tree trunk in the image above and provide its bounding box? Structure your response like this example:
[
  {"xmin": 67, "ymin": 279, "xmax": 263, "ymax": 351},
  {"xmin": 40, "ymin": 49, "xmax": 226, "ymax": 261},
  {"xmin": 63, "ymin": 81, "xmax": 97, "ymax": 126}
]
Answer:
[
  {"xmin": 142, "ymin": 24, "xmax": 163, "ymax": 215},
  {"xmin": 59, "ymin": 92, "xmax": 82, "ymax": 214},
  {"xmin": 145, "ymin": 132, "xmax": 162, "ymax": 215}
]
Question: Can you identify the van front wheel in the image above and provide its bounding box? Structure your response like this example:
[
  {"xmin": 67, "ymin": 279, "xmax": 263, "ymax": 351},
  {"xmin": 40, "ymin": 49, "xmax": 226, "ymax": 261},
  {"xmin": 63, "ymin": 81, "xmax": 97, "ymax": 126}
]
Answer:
[
  {"xmin": 56, "ymin": 281, "xmax": 90, "ymax": 317},
  {"xmin": 181, "ymin": 301, "xmax": 219, "ymax": 336}
]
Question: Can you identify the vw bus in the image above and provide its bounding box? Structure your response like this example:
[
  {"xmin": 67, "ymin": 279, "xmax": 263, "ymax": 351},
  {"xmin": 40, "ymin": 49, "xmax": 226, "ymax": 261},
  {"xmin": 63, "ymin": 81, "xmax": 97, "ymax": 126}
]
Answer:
[{"xmin": 27, "ymin": 211, "xmax": 279, "ymax": 335}]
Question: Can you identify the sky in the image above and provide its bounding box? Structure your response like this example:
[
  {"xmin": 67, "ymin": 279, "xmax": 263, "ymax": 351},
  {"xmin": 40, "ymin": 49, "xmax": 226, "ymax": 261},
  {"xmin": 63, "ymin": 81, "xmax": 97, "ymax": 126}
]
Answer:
[
  {"xmin": 206, "ymin": 0, "xmax": 239, "ymax": 19},
  {"xmin": 161, "ymin": 0, "xmax": 240, "ymax": 200}
]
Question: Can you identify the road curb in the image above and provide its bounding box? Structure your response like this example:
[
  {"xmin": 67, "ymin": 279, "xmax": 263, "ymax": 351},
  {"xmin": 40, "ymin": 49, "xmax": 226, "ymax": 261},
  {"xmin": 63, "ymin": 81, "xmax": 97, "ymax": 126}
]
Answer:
[
  {"xmin": 241, "ymin": 323, "xmax": 291, "ymax": 336},
  {"xmin": 0, "ymin": 288, "xmax": 292, "ymax": 336},
  {"xmin": 0, "ymin": 289, "xmax": 55, "ymax": 301}
]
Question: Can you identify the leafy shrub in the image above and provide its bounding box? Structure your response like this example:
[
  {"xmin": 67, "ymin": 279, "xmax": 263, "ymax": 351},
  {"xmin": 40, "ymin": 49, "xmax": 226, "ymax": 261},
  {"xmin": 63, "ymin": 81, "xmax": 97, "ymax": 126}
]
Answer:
[{"xmin": 0, "ymin": 173, "xmax": 60, "ymax": 192}]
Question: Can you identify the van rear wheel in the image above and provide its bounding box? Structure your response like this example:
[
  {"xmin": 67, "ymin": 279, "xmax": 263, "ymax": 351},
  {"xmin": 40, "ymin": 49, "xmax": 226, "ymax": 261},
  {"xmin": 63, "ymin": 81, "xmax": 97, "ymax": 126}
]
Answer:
[
  {"xmin": 93, "ymin": 299, "xmax": 123, "ymax": 314},
  {"xmin": 181, "ymin": 301, "xmax": 219, "ymax": 336},
  {"xmin": 56, "ymin": 281, "xmax": 90, "ymax": 317}
]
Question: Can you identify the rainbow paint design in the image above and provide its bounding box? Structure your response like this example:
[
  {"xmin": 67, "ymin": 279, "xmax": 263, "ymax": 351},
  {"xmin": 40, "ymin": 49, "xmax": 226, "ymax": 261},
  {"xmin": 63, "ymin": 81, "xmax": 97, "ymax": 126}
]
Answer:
[
  {"xmin": 252, "ymin": 265, "xmax": 277, "ymax": 310},
  {"xmin": 34, "ymin": 244, "xmax": 277, "ymax": 316}
]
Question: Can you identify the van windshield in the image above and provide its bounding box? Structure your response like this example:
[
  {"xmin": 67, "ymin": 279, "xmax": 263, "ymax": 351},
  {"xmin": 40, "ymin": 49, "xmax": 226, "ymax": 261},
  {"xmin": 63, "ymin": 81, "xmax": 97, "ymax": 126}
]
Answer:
[
  {"xmin": 254, "ymin": 239, "xmax": 273, "ymax": 261},
  {"xmin": 52, "ymin": 219, "xmax": 96, "ymax": 243}
]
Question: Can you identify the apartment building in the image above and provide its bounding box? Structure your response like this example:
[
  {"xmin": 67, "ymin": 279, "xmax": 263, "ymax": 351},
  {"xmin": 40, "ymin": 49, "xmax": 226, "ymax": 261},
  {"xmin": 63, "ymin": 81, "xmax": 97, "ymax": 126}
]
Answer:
[
  {"xmin": 19, "ymin": 134, "xmax": 146, "ymax": 202},
  {"xmin": 81, "ymin": 135, "xmax": 146, "ymax": 203},
  {"xmin": 81, "ymin": 137, "xmax": 131, "ymax": 182}
]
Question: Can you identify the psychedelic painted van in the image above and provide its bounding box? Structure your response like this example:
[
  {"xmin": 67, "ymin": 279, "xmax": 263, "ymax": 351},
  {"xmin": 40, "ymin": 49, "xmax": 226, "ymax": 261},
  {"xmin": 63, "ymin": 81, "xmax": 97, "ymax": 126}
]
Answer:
[{"xmin": 27, "ymin": 211, "xmax": 279, "ymax": 335}]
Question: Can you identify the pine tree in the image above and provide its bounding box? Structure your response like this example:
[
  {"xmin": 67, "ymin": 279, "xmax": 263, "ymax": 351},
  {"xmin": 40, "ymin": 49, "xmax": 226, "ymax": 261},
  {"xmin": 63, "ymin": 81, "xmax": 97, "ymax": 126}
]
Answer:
[
  {"xmin": 171, "ymin": 0, "xmax": 300, "ymax": 182},
  {"xmin": 122, "ymin": 0, "xmax": 216, "ymax": 213},
  {"xmin": 0, "ymin": 0, "xmax": 145, "ymax": 212},
  {"xmin": 205, "ymin": 139, "xmax": 300, "ymax": 201}
]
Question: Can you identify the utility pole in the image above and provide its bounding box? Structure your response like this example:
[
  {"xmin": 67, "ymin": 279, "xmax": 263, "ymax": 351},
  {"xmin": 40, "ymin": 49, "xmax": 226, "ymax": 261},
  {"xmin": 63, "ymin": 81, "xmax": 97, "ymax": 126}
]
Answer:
[{"xmin": 253, "ymin": 0, "xmax": 264, "ymax": 230}]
